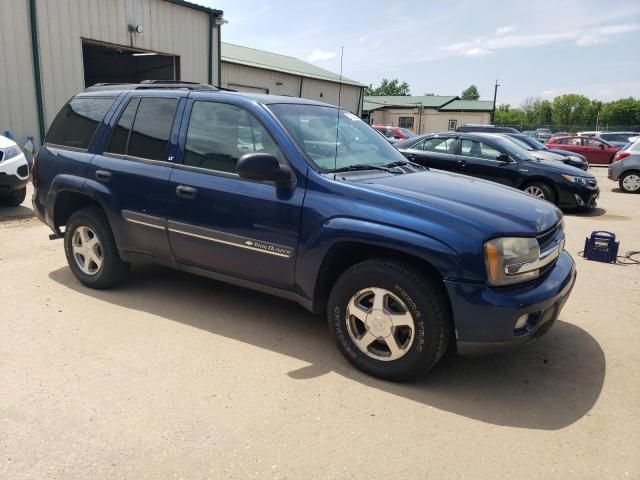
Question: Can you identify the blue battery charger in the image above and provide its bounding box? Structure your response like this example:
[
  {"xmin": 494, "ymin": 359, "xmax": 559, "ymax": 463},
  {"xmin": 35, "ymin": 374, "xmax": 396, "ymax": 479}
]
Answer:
[{"xmin": 584, "ymin": 231, "xmax": 619, "ymax": 263}]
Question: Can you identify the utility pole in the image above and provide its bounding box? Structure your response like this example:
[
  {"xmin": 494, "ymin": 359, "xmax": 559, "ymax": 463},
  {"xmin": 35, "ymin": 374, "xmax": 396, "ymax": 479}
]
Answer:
[{"xmin": 491, "ymin": 79, "xmax": 500, "ymax": 124}]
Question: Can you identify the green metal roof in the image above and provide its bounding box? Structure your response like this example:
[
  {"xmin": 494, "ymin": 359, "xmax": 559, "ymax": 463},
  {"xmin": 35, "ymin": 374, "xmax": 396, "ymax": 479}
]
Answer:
[
  {"xmin": 439, "ymin": 100, "xmax": 494, "ymax": 112},
  {"xmin": 221, "ymin": 43, "xmax": 365, "ymax": 88},
  {"xmin": 363, "ymin": 95, "xmax": 457, "ymax": 112}
]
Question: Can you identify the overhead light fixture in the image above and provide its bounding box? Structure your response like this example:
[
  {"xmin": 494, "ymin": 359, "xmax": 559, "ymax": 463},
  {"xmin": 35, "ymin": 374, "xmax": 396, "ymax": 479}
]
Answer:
[
  {"xmin": 132, "ymin": 52, "xmax": 158, "ymax": 56},
  {"xmin": 128, "ymin": 24, "xmax": 144, "ymax": 33}
]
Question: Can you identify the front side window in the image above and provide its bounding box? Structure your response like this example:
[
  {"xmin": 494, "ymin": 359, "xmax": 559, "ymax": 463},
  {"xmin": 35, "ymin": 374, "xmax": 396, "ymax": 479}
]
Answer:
[
  {"xmin": 422, "ymin": 137, "xmax": 455, "ymax": 153},
  {"xmin": 46, "ymin": 97, "xmax": 116, "ymax": 149},
  {"xmin": 398, "ymin": 117, "xmax": 414, "ymax": 129},
  {"xmin": 127, "ymin": 97, "xmax": 179, "ymax": 161},
  {"xmin": 269, "ymin": 103, "xmax": 408, "ymax": 171},
  {"xmin": 460, "ymin": 139, "xmax": 502, "ymax": 160},
  {"xmin": 183, "ymin": 101, "xmax": 282, "ymax": 173}
]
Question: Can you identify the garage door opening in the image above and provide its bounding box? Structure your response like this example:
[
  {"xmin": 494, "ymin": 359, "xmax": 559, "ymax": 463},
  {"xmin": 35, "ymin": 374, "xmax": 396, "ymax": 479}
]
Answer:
[{"xmin": 82, "ymin": 40, "xmax": 179, "ymax": 87}]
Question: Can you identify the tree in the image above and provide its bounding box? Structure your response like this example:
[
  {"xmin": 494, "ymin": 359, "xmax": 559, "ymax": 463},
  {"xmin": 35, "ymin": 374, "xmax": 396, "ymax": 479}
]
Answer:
[
  {"xmin": 600, "ymin": 98, "xmax": 640, "ymax": 127},
  {"xmin": 461, "ymin": 85, "xmax": 480, "ymax": 100},
  {"xmin": 551, "ymin": 94, "xmax": 593, "ymax": 128},
  {"xmin": 494, "ymin": 104, "xmax": 522, "ymax": 126},
  {"xmin": 365, "ymin": 79, "xmax": 410, "ymax": 96}
]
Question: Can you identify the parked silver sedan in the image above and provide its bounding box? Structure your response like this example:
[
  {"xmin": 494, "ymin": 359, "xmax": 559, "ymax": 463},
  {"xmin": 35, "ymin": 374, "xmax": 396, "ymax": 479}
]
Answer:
[{"xmin": 608, "ymin": 139, "xmax": 640, "ymax": 193}]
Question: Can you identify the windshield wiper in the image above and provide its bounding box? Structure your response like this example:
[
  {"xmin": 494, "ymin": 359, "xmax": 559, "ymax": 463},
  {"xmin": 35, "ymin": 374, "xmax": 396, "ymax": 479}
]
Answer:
[
  {"xmin": 383, "ymin": 159, "xmax": 427, "ymax": 170},
  {"xmin": 326, "ymin": 164, "xmax": 396, "ymax": 173}
]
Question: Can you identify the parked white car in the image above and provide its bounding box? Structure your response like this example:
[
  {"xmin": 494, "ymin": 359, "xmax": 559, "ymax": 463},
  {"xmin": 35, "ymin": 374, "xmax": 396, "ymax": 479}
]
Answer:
[{"xmin": 0, "ymin": 135, "xmax": 30, "ymax": 206}]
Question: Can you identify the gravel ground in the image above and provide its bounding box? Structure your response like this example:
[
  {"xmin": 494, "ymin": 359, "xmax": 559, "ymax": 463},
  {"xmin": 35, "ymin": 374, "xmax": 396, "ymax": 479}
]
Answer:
[{"xmin": 1, "ymin": 168, "xmax": 639, "ymax": 479}]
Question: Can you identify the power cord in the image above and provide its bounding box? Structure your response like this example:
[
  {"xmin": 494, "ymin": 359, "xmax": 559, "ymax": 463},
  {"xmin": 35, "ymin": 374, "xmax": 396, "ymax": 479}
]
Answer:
[{"xmin": 577, "ymin": 250, "xmax": 640, "ymax": 266}]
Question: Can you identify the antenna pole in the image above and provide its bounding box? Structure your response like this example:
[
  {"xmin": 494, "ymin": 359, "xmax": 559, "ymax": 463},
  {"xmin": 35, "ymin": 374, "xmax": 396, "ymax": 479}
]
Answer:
[{"xmin": 333, "ymin": 46, "xmax": 344, "ymax": 179}]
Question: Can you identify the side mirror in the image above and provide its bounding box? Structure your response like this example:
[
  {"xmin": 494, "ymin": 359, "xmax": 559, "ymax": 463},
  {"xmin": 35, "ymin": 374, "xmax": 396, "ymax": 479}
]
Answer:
[
  {"xmin": 599, "ymin": 144, "xmax": 605, "ymax": 149},
  {"xmin": 497, "ymin": 153, "xmax": 511, "ymax": 162},
  {"xmin": 394, "ymin": 135, "xmax": 401, "ymax": 140},
  {"xmin": 236, "ymin": 153, "xmax": 294, "ymax": 187}
]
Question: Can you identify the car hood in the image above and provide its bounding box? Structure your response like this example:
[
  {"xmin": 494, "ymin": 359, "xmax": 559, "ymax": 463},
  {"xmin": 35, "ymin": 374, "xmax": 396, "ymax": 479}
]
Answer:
[
  {"xmin": 355, "ymin": 170, "xmax": 561, "ymax": 235},
  {"xmin": 530, "ymin": 150, "xmax": 569, "ymax": 162},
  {"xmin": 546, "ymin": 148, "xmax": 586, "ymax": 160},
  {"xmin": 523, "ymin": 157, "xmax": 595, "ymax": 176}
]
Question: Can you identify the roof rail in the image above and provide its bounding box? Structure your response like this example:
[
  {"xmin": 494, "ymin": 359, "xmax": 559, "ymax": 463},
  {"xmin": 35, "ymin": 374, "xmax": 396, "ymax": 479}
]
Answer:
[{"xmin": 84, "ymin": 80, "xmax": 220, "ymax": 92}]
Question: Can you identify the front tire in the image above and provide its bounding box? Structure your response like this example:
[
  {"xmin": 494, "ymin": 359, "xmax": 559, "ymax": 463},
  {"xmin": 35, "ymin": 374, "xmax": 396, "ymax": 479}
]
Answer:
[
  {"xmin": 619, "ymin": 171, "xmax": 640, "ymax": 193},
  {"xmin": 64, "ymin": 206, "xmax": 130, "ymax": 289},
  {"xmin": 327, "ymin": 259, "xmax": 451, "ymax": 381},
  {"xmin": 523, "ymin": 181, "xmax": 556, "ymax": 204}
]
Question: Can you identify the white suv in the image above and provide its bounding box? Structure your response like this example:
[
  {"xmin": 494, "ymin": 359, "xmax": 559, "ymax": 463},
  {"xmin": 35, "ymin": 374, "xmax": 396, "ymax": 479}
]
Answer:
[{"xmin": 0, "ymin": 135, "xmax": 30, "ymax": 206}]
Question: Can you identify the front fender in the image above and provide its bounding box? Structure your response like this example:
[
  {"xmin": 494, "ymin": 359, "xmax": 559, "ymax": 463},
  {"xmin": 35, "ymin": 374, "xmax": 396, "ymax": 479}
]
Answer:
[{"xmin": 295, "ymin": 216, "xmax": 460, "ymax": 302}]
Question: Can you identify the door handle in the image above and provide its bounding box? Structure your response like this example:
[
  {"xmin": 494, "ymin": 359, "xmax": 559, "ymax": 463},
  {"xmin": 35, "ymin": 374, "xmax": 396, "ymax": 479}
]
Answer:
[
  {"xmin": 95, "ymin": 170, "xmax": 112, "ymax": 182},
  {"xmin": 456, "ymin": 159, "xmax": 467, "ymax": 166},
  {"xmin": 176, "ymin": 185, "xmax": 197, "ymax": 199},
  {"xmin": 407, "ymin": 154, "xmax": 417, "ymax": 160}
]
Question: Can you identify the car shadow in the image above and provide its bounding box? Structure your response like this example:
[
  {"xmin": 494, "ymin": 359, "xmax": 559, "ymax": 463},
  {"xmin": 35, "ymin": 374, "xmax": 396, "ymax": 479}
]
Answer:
[
  {"xmin": 566, "ymin": 207, "xmax": 607, "ymax": 217},
  {"xmin": 0, "ymin": 204, "xmax": 34, "ymax": 222},
  {"xmin": 49, "ymin": 263, "xmax": 606, "ymax": 431}
]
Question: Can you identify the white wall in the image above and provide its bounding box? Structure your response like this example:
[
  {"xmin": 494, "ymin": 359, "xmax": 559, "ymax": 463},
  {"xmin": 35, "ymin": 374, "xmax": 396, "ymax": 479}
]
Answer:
[{"xmin": 369, "ymin": 108, "xmax": 490, "ymax": 133}]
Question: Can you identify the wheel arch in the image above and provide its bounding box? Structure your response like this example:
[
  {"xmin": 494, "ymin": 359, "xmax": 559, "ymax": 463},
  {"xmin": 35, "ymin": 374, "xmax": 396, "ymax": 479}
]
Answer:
[{"xmin": 519, "ymin": 176, "xmax": 559, "ymax": 203}]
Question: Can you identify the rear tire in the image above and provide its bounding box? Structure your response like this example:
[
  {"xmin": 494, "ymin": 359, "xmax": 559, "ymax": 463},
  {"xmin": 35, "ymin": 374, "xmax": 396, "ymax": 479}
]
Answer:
[
  {"xmin": 327, "ymin": 259, "xmax": 451, "ymax": 381},
  {"xmin": 0, "ymin": 187, "xmax": 26, "ymax": 207},
  {"xmin": 64, "ymin": 206, "xmax": 130, "ymax": 289},
  {"xmin": 619, "ymin": 171, "xmax": 640, "ymax": 193},
  {"xmin": 523, "ymin": 181, "xmax": 557, "ymax": 204}
]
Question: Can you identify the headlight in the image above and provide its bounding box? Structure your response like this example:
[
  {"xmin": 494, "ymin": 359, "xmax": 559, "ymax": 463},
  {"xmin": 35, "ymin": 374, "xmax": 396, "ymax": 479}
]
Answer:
[
  {"xmin": 562, "ymin": 174, "xmax": 591, "ymax": 186},
  {"xmin": 484, "ymin": 237, "xmax": 540, "ymax": 286},
  {"xmin": 1, "ymin": 145, "xmax": 22, "ymax": 160}
]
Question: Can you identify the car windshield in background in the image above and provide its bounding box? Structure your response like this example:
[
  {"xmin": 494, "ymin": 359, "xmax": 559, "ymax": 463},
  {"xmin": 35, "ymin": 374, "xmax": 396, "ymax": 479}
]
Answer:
[
  {"xmin": 503, "ymin": 135, "xmax": 534, "ymax": 151},
  {"xmin": 400, "ymin": 128, "xmax": 416, "ymax": 138},
  {"xmin": 484, "ymin": 135, "xmax": 537, "ymax": 161},
  {"xmin": 514, "ymin": 135, "xmax": 548, "ymax": 150},
  {"xmin": 269, "ymin": 104, "xmax": 408, "ymax": 172}
]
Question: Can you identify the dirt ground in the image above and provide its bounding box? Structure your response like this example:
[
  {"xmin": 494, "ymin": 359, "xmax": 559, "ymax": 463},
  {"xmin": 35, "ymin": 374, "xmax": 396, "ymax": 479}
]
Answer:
[{"xmin": 1, "ymin": 167, "xmax": 639, "ymax": 479}]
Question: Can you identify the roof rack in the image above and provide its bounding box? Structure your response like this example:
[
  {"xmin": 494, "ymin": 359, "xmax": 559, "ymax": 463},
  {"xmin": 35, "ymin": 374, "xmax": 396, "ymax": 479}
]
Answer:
[{"xmin": 84, "ymin": 80, "xmax": 233, "ymax": 92}]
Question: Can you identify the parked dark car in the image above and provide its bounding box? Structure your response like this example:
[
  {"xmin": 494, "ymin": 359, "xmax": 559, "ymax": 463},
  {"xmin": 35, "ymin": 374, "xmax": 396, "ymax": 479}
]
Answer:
[
  {"xmin": 33, "ymin": 83, "xmax": 576, "ymax": 381},
  {"xmin": 502, "ymin": 133, "xmax": 589, "ymax": 170},
  {"xmin": 456, "ymin": 124, "xmax": 520, "ymax": 133},
  {"xmin": 395, "ymin": 132, "xmax": 599, "ymax": 208},
  {"xmin": 547, "ymin": 136, "xmax": 620, "ymax": 165}
]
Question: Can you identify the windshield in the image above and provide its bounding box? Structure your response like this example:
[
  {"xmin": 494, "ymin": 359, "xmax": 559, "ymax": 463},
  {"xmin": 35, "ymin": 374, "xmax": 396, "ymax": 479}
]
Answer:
[
  {"xmin": 513, "ymin": 134, "xmax": 547, "ymax": 150},
  {"xmin": 269, "ymin": 104, "xmax": 408, "ymax": 171},
  {"xmin": 484, "ymin": 135, "xmax": 537, "ymax": 162},
  {"xmin": 400, "ymin": 128, "xmax": 416, "ymax": 138},
  {"xmin": 503, "ymin": 135, "xmax": 534, "ymax": 151}
]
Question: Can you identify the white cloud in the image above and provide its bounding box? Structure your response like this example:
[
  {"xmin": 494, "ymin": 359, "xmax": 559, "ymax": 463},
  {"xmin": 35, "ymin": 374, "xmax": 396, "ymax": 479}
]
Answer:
[
  {"xmin": 441, "ymin": 22, "xmax": 640, "ymax": 57},
  {"xmin": 307, "ymin": 48, "xmax": 336, "ymax": 62},
  {"xmin": 495, "ymin": 25, "xmax": 515, "ymax": 36},
  {"xmin": 541, "ymin": 90, "xmax": 554, "ymax": 97}
]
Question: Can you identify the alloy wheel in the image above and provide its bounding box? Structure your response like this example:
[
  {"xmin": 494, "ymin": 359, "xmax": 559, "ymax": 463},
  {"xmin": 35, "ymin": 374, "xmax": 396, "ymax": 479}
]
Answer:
[
  {"xmin": 345, "ymin": 287, "xmax": 415, "ymax": 361},
  {"xmin": 524, "ymin": 185, "xmax": 546, "ymax": 199},
  {"xmin": 71, "ymin": 225, "xmax": 103, "ymax": 275},
  {"xmin": 622, "ymin": 174, "xmax": 640, "ymax": 192}
]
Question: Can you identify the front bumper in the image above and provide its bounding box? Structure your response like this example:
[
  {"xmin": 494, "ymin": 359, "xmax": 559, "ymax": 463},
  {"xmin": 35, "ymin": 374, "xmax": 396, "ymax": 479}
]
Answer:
[
  {"xmin": 0, "ymin": 152, "xmax": 29, "ymax": 194},
  {"xmin": 558, "ymin": 182, "xmax": 599, "ymax": 209},
  {"xmin": 446, "ymin": 251, "xmax": 576, "ymax": 355}
]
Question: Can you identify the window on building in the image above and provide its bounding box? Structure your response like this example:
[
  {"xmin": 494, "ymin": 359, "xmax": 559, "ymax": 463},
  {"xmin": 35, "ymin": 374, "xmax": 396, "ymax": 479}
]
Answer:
[
  {"xmin": 398, "ymin": 117, "xmax": 414, "ymax": 129},
  {"xmin": 106, "ymin": 98, "xmax": 140, "ymax": 154},
  {"xmin": 127, "ymin": 97, "xmax": 179, "ymax": 161},
  {"xmin": 45, "ymin": 97, "xmax": 116, "ymax": 149},
  {"xmin": 183, "ymin": 101, "xmax": 282, "ymax": 173},
  {"xmin": 448, "ymin": 119, "xmax": 457, "ymax": 130},
  {"xmin": 460, "ymin": 139, "xmax": 502, "ymax": 160}
]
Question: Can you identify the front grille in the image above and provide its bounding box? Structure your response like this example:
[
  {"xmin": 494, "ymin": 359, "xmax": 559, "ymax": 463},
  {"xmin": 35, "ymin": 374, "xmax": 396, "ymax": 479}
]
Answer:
[{"xmin": 537, "ymin": 223, "xmax": 560, "ymax": 250}]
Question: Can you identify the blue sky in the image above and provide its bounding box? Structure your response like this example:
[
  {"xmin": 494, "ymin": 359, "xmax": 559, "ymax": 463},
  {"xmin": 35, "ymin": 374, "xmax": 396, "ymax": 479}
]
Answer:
[{"xmin": 203, "ymin": 0, "xmax": 640, "ymax": 106}]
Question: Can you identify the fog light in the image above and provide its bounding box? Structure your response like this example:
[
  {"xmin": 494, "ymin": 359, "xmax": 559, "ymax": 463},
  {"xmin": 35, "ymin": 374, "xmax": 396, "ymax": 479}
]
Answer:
[
  {"xmin": 514, "ymin": 314, "xmax": 529, "ymax": 330},
  {"xmin": 574, "ymin": 194, "xmax": 585, "ymax": 207}
]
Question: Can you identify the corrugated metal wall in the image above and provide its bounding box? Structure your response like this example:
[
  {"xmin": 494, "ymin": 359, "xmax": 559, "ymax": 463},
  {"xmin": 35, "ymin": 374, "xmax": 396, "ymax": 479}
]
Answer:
[
  {"xmin": 0, "ymin": 0, "xmax": 40, "ymax": 146},
  {"xmin": 221, "ymin": 63, "xmax": 301, "ymax": 97},
  {"xmin": 222, "ymin": 62, "xmax": 363, "ymax": 114},
  {"xmin": 0, "ymin": 0, "xmax": 219, "ymax": 146}
]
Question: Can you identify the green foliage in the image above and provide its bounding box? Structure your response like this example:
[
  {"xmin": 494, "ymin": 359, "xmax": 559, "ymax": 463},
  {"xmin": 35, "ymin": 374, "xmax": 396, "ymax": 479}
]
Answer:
[
  {"xmin": 365, "ymin": 79, "xmax": 410, "ymax": 96},
  {"xmin": 461, "ymin": 85, "xmax": 480, "ymax": 100},
  {"xmin": 493, "ymin": 94, "xmax": 640, "ymax": 130}
]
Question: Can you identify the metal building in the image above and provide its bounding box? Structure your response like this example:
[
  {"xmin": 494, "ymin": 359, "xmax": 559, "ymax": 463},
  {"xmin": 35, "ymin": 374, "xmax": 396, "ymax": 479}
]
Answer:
[
  {"xmin": 0, "ymin": 0, "xmax": 223, "ymax": 147},
  {"xmin": 221, "ymin": 43, "xmax": 365, "ymax": 115}
]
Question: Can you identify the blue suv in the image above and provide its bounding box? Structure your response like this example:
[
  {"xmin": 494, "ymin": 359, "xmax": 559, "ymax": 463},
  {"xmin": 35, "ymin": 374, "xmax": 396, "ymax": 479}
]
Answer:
[{"xmin": 32, "ymin": 82, "xmax": 576, "ymax": 381}]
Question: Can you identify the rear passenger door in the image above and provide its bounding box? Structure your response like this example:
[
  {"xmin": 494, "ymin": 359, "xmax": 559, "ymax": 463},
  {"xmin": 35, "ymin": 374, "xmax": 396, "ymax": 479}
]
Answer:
[
  {"xmin": 89, "ymin": 94, "xmax": 181, "ymax": 259},
  {"xmin": 167, "ymin": 99, "xmax": 303, "ymax": 290},
  {"xmin": 402, "ymin": 136, "xmax": 462, "ymax": 171}
]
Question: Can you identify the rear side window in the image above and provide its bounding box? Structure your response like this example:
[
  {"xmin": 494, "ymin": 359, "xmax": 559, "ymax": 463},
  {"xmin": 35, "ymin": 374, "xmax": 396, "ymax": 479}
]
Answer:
[
  {"xmin": 107, "ymin": 98, "xmax": 140, "ymax": 154},
  {"xmin": 422, "ymin": 137, "xmax": 455, "ymax": 153},
  {"xmin": 128, "ymin": 98, "xmax": 179, "ymax": 161},
  {"xmin": 46, "ymin": 97, "xmax": 116, "ymax": 149},
  {"xmin": 460, "ymin": 139, "xmax": 502, "ymax": 160}
]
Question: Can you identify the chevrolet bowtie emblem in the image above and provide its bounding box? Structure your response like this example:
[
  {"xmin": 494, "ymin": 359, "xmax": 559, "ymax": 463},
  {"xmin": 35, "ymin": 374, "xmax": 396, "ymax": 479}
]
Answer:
[{"xmin": 245, "ymin": 240, "xmax": 254, "ymax": 246}]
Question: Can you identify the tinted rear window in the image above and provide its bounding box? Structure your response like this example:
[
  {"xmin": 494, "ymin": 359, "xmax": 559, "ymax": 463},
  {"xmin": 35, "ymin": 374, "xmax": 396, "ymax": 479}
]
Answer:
[
  {"xmin": 46, "ymin": 97, "xmax": 116, "ymax": 149},
  {"xmin": 127, "ymin": 97, "xmax": 179, "ymax": 161}
]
